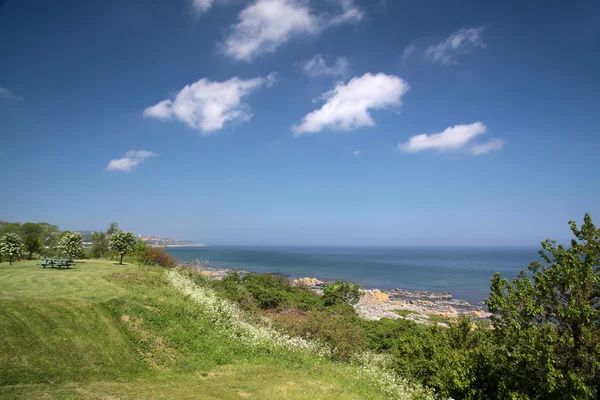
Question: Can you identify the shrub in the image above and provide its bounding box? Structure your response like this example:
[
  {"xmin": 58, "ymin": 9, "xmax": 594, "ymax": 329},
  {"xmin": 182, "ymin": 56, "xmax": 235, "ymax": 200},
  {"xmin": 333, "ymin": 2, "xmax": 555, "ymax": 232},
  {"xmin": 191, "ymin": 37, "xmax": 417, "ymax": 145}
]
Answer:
[
  {"xmin": 272, "ymin": 308, "xmax": 366, "ymax": 360},
  {"xmin": 213, "ymin": 272, "xmax": 324, "ymax": 311},
  {"xmin": 323, "ymin": 280, "xmax": 361, "ymax": 306},
  {"xmin": 485, "ymin": 213, "xmax": 600, "ymax": 399},
  {"xmin": 143, "ymin": 246, "xmax": 177, "ymax": 268}
]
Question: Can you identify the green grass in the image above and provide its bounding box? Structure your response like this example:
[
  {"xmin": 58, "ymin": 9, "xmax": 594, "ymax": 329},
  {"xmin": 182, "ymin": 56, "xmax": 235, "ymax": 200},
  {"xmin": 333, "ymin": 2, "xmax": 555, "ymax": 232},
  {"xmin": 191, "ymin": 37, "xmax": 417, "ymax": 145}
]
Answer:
[{"xmin": 0, "ymin": 260, "xmax": 404, "ymax": 399}]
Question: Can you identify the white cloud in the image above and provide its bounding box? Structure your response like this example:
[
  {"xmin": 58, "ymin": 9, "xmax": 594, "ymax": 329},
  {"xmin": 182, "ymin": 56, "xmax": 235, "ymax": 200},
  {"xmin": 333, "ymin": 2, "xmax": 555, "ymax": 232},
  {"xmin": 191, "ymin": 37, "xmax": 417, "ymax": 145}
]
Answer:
[
  {"xmin": 222, "ymin": 0, "xmax": 363, "ymax": 61},
  {"xmin": 143, "ymin": 73, "xmax": 277, "ymax": 133},
  {"xmin": 302, "ymin": 55, "xmax": 349, "ymax": 77},
  {"xmin": 425, "ymin": 26, "xmax": 485, "ymax": 65},
  {"xmin": 469, "ymin": 139, "xmax": 504, "ymax": 155},
  {"xmin": 353, "ymin": 150, "xmax": 361, "ymax": 156},
  {"xmin": 192, "ymin": 0, "xmax": 216, "ymax": 13},
  {"xmin": 0, "ymin": 86, "xmax": 20, "ymax": 100},
  {"xmin": 402, "ymin": 44, "xmax": 416, "ymax": 61},
  {"xmin": 106, "ymin": 150, "xmax": 156, "ymax": 172},
  {"xmin": 292, "ymin": 72, "xmax": 409, "ymax": 135},
  {"xmin": 399, "ymin": 122, "xmax": 503, "ymax": 155}
]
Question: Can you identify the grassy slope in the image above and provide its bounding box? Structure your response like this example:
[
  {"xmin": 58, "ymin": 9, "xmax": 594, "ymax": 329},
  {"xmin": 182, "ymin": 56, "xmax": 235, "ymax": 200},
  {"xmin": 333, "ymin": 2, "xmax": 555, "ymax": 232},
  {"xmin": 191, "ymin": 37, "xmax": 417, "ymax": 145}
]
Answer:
[{"xmin": 0, "ymin": 260, "xmax": 390, "ymax": 399}]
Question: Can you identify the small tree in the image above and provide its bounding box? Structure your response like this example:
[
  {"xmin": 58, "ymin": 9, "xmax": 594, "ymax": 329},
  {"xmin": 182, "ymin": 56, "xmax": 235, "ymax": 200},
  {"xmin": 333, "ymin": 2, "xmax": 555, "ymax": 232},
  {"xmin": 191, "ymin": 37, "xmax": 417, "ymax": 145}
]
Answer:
[
  {"xmin": 0, "ymin": 233, "xmax": 24, "ymax": 265},
  {"xmin": 90, "ymin": 231, "xmax": 109, "ymax": 258},
  {"xmin": 486, "ymin": 213, "xmax": 600, "ymax": 399},
  {"xmin": 20, "ymin": 222, "xmax": 43, "ymax": 259},
  {"xmin": 57, "ymin": 232, "xmax": 84, "ymax": 260},
  {"xmin": 323, "ymin": 281, "xmax": 361, "ymax": 306},
  {"xmin": 107, "ymin": 222, "xmax": 119, "ymax": 237},
  {"xmin": 109, "ymin": 230, "xmax": 136, "ymax": 265}
]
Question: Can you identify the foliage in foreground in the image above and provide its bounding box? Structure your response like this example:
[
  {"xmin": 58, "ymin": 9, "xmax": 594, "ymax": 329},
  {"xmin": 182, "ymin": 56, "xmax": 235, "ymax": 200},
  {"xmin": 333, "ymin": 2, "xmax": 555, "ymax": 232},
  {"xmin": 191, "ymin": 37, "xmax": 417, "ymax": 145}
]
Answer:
[{"xmin": 485, "ymin": 213, "xmax": 600, "ymax": 399}]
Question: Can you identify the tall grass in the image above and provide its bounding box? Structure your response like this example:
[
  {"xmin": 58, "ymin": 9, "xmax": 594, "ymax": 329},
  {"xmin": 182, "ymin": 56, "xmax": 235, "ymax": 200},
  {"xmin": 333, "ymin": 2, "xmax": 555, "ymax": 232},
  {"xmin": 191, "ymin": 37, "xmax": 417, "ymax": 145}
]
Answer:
[{"xmin": 166, "ymin": 268, "xmax": 433, "ymax": 400}]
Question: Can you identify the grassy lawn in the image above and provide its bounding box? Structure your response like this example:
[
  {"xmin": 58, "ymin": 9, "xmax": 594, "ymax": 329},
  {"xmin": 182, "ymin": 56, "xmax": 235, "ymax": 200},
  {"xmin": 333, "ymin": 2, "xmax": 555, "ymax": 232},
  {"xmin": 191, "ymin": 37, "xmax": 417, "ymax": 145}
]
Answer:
[{"xmin": 0, "ymin": 260, "xmax": 397, "ymax": 399}]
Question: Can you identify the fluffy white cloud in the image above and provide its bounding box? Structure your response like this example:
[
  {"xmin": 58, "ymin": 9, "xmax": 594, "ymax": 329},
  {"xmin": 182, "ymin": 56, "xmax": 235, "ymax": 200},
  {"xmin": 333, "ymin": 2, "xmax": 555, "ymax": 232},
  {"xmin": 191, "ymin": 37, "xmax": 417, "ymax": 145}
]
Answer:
[
  {"xmin": 399, "ymin": 122, "xmax": 503, "ymax": 155},
  {"xmin": 353, "ymin": 150, "xmax": 361, "ymax": 156},
  {"xmin": 469, "ymin": 139, "xmax": 504, "ymax": 155},
  {"xmin": 425, "ymin": 26, "xmax": 485, "ymax": 65},
  {"xmin": 402, "ymin": 44, "xmax": 417, "ymax": 61},
  {"xmin": 222, "ymin": 0, "xmax": 363, "ymax": 61},
  {"xmin": 106, "ymin": 150, "xmax": 156, "ymax": 172},
  {"xmin": 143, "ymin": 73, "xmax": 277, "ymax": 133},
  {"xmin": 302, "ymin": 55, "xmax": 349, "ymax": 77},
  {"xmin": 0, "ymin": 86, "xmax": 20, "ymax": 100},
  {"xmin": 292, "ymin": 72, "xmax": 408, "ymax": 135}
]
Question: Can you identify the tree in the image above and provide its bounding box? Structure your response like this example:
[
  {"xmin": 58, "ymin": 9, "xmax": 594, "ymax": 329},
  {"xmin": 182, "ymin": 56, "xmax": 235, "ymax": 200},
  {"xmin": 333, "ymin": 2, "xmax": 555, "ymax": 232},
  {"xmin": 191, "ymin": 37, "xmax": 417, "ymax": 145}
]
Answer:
[
  {"xmin": 0, "ymin": 233, "xmax": 23, "ymax": 265},
  {"xmin": 20, "ymin": 222, "xmax": 43, "ymax": 259},
  {"xmin": 0, "ymin": 222, "xmax": 21, "ymax": 236},
  {"xmin": 485, "ymin": 213, "xmax": 600, "ymax": 399},
  {"xmin": 323, "ymin": 281, "xmax": 361, "ymax": 306},
  {"xmin": 109, "ymin": 230, "xmax": 136, "ymax": 265},
  {"xmin": 107, "ymin": 222, "xmax": 119, "ymax": 237},
  {"xmin": 38, "ymin": 223, "xmax": 60, "ymax": 256},
  {"xmin": 57, "ymin": 232, "xmax": 84, "ymax": 260},
  {"xmin": 90, "ymin": 231, "xmax": 109, "ymax": 258}
]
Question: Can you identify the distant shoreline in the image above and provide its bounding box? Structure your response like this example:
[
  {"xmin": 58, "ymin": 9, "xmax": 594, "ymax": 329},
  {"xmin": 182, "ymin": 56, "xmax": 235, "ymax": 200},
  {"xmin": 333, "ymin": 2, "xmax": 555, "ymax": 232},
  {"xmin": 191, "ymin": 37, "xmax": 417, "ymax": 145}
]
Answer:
[{"xmin": 156, "ymin": 244, "xmax": 206, "ymax": 248}]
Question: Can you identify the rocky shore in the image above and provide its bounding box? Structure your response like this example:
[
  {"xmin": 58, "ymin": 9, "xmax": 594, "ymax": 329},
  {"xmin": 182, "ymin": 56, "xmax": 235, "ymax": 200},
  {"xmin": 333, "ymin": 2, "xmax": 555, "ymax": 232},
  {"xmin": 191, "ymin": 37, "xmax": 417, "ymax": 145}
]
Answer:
[
  {"xmin": 292, "ymin": 277, "xmax": 491, "ymax": 326},
  {"xmin": 182, "ymin": 262, "xmax": 491, "ymax": 326}
]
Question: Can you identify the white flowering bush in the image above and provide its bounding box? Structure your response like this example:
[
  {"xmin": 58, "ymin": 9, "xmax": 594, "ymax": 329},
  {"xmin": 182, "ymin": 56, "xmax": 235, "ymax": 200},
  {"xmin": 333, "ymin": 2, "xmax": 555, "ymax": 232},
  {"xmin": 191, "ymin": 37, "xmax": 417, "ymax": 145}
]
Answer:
[
  {"xmin": 349, "ymin": 352, "xmax": 434, "ymax": 400},
  {"xmin": 109, "ymin": 230, "xmax": 137, "ymax": 265},
  {"xmin": 166, "ymin": 269, "xmax": 331, "ymax": 357},
  {"xmin": 166, "ymin": 269, "xmax": 433, "ymax": 400},
  {"xmin": 0, "ymin": 233, "xmax": 23, "ymax": 265},
  {"xmin": 57, "ymin": 232, "xmax": 84, "ymax": 259}
]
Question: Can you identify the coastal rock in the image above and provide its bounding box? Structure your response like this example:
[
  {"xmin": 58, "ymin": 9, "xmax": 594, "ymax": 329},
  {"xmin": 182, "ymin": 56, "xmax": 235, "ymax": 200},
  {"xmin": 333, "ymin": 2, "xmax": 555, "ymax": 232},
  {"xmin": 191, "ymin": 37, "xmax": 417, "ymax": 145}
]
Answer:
[
  {"xmin": 293, "ymin": 277, "xmax": 325, "ymax": 287},
  {"xmin": 388, "ymin": 288, "xmax": 453, "ymax": 300},
  {"xmin": 358, "ymin": 289, "xmax": 390, "ymax": 306}
]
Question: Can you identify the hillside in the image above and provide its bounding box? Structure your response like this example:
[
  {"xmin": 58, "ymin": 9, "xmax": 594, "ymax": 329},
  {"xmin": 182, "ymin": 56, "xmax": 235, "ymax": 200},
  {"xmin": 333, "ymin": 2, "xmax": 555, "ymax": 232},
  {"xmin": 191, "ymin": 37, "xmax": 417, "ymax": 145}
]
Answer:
[{"xmin": 0, "ymin": 260, "xmax": 423, "ymax": 399}]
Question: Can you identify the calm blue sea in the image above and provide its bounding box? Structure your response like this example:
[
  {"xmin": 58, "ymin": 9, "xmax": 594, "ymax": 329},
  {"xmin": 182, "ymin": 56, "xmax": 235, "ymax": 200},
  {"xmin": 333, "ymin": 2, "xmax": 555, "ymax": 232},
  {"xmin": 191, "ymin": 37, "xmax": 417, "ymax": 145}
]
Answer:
[{"xmin": 167, "ymin": 246, "xmax": 539, "ymax": 304}]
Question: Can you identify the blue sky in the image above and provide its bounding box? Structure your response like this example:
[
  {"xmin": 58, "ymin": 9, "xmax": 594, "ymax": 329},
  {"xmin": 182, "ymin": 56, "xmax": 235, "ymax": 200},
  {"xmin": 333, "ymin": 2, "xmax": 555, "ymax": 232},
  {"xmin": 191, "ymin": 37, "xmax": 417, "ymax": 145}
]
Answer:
[{"xmin": 1, "ymin": 0, "xmax": 599, "ymax": 246}]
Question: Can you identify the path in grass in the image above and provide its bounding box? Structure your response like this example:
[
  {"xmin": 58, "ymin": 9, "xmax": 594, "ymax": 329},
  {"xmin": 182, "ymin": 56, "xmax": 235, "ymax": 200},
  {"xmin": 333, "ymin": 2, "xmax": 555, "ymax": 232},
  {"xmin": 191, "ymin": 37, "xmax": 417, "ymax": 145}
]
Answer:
[{"xmin": 0, "ymin": 260, "xmax": 417, "ymax": 399}]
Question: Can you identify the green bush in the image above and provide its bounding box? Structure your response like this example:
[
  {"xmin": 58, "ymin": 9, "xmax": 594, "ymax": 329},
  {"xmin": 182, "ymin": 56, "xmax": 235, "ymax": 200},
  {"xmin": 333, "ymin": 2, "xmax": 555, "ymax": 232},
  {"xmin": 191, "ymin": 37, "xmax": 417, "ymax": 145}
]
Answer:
[
  {"xmin": 323, "ymin": 280, "xmax": 361, "ymax": 306},
  {"xmin": 272, "ymin": 308, "xmax": 366, "ymax": 360},
  {"xmin": 214, "ymin": 272, "xmax": 324, "ymax": 311}
]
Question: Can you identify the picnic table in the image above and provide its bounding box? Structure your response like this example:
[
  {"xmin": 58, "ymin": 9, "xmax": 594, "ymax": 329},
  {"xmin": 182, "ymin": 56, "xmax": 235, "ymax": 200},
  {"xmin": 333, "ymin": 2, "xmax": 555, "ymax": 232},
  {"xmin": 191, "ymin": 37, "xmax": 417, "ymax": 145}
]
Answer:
[{"xmin": 41, "ymin": 258, "xmax": 74, "ymax": 269}]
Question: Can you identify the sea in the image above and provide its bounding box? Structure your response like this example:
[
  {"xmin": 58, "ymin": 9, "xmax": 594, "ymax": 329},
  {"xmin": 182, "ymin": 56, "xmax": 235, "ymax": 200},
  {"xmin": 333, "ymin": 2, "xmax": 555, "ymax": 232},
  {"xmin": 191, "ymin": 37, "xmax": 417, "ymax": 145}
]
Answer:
[{"xmin": 167, "ymin": 246, "xmax": 539, "ymax": 304}]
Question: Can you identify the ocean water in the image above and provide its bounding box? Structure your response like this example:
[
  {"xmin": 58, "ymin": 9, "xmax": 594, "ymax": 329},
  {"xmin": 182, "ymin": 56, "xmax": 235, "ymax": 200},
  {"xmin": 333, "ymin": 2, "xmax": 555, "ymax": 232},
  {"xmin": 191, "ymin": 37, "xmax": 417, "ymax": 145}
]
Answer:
[{"xmin": 167, "ymin": 246, "xmax": 539, "ymax": 304}]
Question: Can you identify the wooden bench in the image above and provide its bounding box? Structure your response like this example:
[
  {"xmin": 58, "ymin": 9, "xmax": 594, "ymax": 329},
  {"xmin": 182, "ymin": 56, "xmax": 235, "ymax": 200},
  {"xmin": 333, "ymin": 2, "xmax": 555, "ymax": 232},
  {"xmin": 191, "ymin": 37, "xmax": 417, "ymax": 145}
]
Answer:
[{"xmin": 41, "ymin": 258, "xmax": 74, "ymax": 269}]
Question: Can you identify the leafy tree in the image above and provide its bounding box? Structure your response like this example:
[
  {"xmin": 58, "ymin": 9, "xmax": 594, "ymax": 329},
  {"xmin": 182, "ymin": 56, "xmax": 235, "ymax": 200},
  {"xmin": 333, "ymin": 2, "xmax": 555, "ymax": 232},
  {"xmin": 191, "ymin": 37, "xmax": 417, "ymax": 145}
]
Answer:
[
  {"xmin": 90, "ymin": 231, "xmax": 109, "ymax": 258},
  {"xmin": 0, "ymin": 233, "xmax": 24, "ymax": 265},
  {"xmin": 107, "ymin": 222, "xmax": 119, "ymax": 237},
  {"xmin": 57, "ymin": 232, "xmax": 85, "ymax": 260},
  {"xmin": 109, "ymin": 230, "xmax": 136, "ymax": 265},
  {"xmin": 0, "ymin": 222, "xmax": 21, "ymax": 236},
  {"xmin": 38, "ymin": 222, "xmax": 60, "ymax": 256},
  {"xmin": 20, "ymin": 222, "xmax": 43, "ymax": 259},
  {"xmin": 485, "ymin": 213, "xmax": 600, "ymax": 399},
  {"xmin": 323, "ymin": 281, "xmax": 361, "ymax": 306}
]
